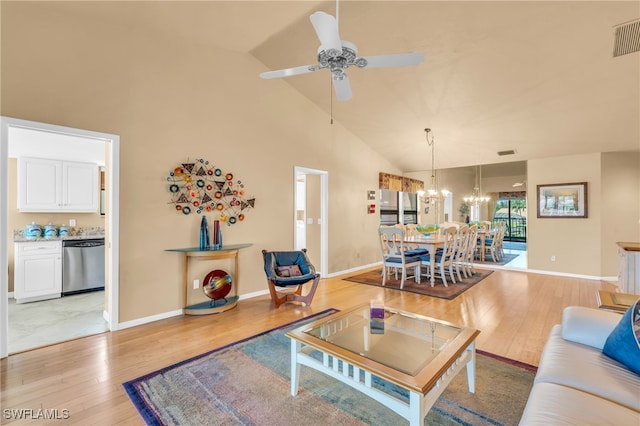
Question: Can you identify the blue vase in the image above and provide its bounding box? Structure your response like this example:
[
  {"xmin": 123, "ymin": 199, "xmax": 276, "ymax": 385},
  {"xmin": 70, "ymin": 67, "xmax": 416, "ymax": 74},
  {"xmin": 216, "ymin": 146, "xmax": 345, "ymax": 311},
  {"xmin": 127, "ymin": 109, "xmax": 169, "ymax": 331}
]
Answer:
[{"xmin": 200, "ymin": 216, "xmax": 210, "ymax": 250}]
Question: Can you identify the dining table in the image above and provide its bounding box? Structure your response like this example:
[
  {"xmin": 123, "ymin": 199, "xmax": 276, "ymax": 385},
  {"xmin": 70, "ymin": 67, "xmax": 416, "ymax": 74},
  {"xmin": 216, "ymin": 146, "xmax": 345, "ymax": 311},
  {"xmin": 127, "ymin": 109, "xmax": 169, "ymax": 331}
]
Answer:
[{"xmin": 404, "ymin": 235, "xmax": 446, "ymax": 287}]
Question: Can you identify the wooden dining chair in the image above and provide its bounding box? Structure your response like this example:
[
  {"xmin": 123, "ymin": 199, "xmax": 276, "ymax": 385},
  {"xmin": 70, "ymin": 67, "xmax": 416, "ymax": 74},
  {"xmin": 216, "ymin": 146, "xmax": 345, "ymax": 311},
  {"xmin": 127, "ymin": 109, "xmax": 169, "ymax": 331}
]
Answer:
[
  {"xmin": 418, "ymin": 226, "xmax": 458, "ymax": 287},
  {"xmin": 464, "ymin": 225, "xmax": 478, "ymax": 276},
  {"xmin": 454, "ymin": 225, "xmax": 471, "ymax": 280},
  {"xmin": 483, "ymin": 225, "xmax": 504, "ymax": 262},
  {"xmin": 378, "ymin": 226, "xmax": 421, "ymax": 289}
]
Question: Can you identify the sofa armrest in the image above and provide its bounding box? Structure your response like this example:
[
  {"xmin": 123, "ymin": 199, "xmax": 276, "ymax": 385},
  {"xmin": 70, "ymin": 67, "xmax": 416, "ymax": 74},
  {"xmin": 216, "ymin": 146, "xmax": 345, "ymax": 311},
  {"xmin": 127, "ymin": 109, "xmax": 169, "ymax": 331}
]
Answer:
[{"xmin": 561, "ymin": 306, "xmax": 621, "ymax": 350}]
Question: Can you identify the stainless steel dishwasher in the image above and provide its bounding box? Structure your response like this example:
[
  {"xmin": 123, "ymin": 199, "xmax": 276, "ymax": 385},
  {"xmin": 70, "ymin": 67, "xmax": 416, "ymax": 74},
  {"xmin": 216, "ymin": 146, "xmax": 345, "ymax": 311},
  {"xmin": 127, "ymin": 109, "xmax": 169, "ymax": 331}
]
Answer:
[{"xmin": 62, "ymin": 238, "xmax": 105, "ymax": 295}]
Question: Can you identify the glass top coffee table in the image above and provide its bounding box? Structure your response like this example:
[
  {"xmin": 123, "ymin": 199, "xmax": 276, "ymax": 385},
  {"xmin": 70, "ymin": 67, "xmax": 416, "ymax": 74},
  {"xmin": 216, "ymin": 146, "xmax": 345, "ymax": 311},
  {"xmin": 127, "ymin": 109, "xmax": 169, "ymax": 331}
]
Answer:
[{"xmin": 286, "ymin": 304, "xmax": 480, "ymax": 425}]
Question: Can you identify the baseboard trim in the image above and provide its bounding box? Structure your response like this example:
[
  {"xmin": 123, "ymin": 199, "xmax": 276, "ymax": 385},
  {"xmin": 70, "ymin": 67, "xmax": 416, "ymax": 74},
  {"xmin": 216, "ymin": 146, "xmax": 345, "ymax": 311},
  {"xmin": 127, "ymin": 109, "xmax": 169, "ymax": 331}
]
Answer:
[
  {"xmin": 482, "ymin": 263, "xmax": 617, "ymax": 281},
  {"xmin": 324, "ymin": 262, "xmax": 381, "ymax": 278},
  {"xmin": 239, "ymin": 289, "xmax": 269, "ymax": 300},
  {"xmin": 118, "ymin": 309, "xmax": 183, "ymax": 330}
]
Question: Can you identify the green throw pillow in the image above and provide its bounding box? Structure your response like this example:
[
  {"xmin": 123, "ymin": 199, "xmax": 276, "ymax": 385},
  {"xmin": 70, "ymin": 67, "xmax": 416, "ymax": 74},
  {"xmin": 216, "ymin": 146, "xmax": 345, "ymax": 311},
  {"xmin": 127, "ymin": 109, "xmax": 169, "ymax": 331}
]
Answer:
[{"xmin": 602, "ymin": 298, "xmax": 640, "ymax": 375}]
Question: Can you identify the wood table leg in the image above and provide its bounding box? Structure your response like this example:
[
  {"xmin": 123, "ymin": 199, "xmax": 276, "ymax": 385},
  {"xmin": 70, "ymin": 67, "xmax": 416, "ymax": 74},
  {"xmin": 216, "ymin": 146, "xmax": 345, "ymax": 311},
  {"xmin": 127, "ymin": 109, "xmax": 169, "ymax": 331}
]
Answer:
[{"xmin": 428, "ymin": 246, "xmax": 436, "ymax": 287}]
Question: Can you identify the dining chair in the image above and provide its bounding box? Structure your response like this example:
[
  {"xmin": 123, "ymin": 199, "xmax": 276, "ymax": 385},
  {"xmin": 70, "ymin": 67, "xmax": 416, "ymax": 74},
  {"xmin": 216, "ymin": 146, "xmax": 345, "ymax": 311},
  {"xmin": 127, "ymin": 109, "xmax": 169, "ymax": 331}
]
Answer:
[
  {"xmin": 378, "ymin": 226, "xmax": 421, "ymax": 289},
  {"xmin": 482, "ymin": 225, "xmax": 504, "ymax": 262},
  {"xmin": 495, "ymin": 222, "xmax": 507, "ymax": 260},
  {"xmin": 454, "ymin": 225, "xmax": 471, "ymax": 280},
  {"xmin": 418, "ymin": 226, "xmax": 458, "ymax": 287},
  {"xmin": 403, "ymin": 223, "xmax": 428, "ymax": 256},
  {"xmin": 464, "ymin": 225, "xmax": 478, "ymax": 276}
]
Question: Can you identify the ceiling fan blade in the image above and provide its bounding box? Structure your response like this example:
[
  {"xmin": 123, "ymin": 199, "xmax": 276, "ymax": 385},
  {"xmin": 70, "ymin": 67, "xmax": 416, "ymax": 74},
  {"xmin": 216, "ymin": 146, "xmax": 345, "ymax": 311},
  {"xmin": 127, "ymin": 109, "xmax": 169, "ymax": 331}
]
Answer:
[
  {"xmin": 360, "ymin": 52, "xmax": 424, "ymax": 69},
  {"xmin": 260, "ymin": 65, "xmax": 319, "ymax": 79},
  {"xmin": 310, "ymin": 11, "xmax": 342, "ymax": 54},
  {"xmin": 333, "ymin": 74, "xmax": 352, "ymax": 102}
]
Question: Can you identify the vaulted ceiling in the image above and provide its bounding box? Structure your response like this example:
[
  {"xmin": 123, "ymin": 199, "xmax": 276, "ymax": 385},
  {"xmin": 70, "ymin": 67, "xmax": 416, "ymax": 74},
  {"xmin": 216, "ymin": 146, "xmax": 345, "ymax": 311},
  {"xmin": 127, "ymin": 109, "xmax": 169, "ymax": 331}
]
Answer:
[
  {"xmin": 26, "ymin": 1, "xmax": 640, "ymax": 173},
  {"xmin": 251, "ymin": 1, "xmax": 639, "ymax": 172}
]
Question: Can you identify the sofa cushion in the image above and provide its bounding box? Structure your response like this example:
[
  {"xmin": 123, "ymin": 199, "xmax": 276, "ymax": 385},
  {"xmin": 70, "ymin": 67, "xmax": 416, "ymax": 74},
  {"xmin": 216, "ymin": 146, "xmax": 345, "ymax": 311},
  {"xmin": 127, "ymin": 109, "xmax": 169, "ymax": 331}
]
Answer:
[
  {"xmin": 561, "ymin": 306, "xmax": 621, "ymax": 350},
  {"xmin": 535, "ymin": 325, "xmax": 640, "ymax": 411},
  {"xmin": 602, "ymin": 300, "xmax": 640, "ymax": 375},
  {"xmin": 276, "ymin": 265, "xmax": 302, "ymax": 277},
  {"xmin": 519, "ymin": 382, "xmax": 640, "ymax": 426}
]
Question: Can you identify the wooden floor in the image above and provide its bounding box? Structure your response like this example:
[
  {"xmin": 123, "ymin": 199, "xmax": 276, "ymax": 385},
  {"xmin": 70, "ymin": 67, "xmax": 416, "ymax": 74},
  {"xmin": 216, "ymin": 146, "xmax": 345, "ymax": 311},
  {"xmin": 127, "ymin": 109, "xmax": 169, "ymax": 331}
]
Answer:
[{"xmin": 1, "ymin": 267, "xmax": 618, "ymax": 425}]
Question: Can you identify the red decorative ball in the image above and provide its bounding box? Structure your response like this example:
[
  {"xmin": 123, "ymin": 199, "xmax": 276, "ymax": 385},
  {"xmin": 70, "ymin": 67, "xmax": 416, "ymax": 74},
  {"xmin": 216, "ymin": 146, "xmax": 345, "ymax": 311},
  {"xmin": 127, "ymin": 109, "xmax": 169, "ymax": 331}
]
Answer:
[{"xmin": 202, "ymin": 269, "xmax": 232, "ymax": 300}]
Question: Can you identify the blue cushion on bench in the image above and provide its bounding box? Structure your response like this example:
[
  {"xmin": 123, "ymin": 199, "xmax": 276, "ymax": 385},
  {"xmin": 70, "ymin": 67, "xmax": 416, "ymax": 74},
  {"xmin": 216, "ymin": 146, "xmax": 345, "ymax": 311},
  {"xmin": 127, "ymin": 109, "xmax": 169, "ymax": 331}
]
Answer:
[
  {"xmin": 386, "ymin": 256, "xmax": 420, "ymax": 264},
  {"xmin": 405, "ymin": 248, "xmax": 428, "ymax": 256},
  {"xmin": 419, "ymin": 254, "xmax": 444, "ymax": 262}
]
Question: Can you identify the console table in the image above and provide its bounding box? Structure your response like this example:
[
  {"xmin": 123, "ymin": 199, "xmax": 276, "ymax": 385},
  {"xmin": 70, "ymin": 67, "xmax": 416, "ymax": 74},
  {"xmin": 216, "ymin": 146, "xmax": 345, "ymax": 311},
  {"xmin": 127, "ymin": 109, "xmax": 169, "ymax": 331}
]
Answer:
[{"xmin": 166, "ymin": 244, "xmax": 252, "ymax": 315}]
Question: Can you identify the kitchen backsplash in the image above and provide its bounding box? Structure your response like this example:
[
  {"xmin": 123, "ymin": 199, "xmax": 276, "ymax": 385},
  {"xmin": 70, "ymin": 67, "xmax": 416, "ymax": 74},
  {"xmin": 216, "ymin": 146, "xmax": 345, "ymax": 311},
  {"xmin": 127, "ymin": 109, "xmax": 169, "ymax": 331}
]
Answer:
[{"xmin": 14, "ymin": 226, "xmax": 105, "ymax": 241}]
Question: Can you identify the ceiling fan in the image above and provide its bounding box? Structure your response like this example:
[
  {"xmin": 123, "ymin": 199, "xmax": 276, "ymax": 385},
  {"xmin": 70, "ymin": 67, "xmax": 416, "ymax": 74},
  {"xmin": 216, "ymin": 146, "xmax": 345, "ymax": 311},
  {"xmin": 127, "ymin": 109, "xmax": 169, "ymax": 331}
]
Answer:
[{"xmin": 259, "ymin": 6, "xmax": 424, "ymax": 102}]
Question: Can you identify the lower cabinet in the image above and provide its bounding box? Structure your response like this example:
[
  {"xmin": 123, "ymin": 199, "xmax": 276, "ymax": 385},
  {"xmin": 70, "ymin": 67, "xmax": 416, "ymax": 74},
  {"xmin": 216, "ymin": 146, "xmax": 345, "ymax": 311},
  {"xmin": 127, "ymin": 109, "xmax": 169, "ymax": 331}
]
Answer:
[
  {"xmin": 14, "ymin": 241, "xmax": 62, "ymax": 303},
  {"xmin": 617, "ymin": 244, "xmax": 640, "ymax": 295}
]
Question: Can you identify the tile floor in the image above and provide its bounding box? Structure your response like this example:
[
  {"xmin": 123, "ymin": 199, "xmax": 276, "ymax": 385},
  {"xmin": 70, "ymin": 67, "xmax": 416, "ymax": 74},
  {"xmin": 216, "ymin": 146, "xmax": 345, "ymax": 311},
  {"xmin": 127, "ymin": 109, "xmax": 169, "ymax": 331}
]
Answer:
[
  {"xmin": 8, "ymin": 290, "xmax": 108, "ymax": 354},
  {"xmin": 503, "ymin": 248, "xmax": 527, "ymax": 269}
]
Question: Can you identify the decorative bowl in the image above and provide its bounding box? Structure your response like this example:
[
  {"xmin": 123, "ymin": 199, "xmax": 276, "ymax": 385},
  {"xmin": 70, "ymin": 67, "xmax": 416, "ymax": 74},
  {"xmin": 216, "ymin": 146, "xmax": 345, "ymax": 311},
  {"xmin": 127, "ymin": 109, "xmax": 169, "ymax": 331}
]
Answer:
[
  {"xmin": 202, "ymin": 269, "xmax": 232, "ymax": 300},
  {"xmin": 416, "ymin": 224, "xmax": 439, "ymax": 236}
]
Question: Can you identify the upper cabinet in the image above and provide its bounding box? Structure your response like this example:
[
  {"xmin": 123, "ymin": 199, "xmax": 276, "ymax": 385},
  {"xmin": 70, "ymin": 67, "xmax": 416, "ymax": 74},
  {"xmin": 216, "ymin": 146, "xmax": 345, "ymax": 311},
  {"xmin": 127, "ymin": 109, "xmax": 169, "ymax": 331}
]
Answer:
[{"xmin": 18, "ymin": 157, "xmax": 98, "ymax": 212}]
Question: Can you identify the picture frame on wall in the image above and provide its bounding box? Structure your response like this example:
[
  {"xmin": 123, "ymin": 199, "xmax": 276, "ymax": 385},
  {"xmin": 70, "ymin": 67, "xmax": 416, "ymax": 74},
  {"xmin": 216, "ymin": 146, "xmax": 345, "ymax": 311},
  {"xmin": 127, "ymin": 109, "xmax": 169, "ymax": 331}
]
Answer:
[{"xmin": 537, "ymin": 182, "xmax": 588, "ymax": 218}]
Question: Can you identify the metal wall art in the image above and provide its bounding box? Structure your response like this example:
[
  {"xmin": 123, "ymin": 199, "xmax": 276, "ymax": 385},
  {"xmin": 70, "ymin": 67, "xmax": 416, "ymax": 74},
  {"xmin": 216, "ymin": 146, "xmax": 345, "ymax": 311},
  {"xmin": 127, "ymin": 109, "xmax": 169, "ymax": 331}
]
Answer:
[{"xmin": 167, "ymin": 158, "xmax": 255, "ymax": 225}]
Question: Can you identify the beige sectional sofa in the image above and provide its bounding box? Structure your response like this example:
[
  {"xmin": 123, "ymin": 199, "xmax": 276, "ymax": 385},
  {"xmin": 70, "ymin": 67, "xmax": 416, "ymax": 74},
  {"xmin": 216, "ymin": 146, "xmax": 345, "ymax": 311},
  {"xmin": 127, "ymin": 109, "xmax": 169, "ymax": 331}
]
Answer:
[{"xmin": 519, "ymin": 306, "xmax": 640, "ymax": 425}]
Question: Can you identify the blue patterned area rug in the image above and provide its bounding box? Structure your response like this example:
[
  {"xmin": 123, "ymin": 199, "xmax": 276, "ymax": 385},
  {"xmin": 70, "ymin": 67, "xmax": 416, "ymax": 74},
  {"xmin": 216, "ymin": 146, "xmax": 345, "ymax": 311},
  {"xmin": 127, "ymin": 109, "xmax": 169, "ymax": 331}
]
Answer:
[{"xmin": 124, "ymin": 309, "xmax": 536, "ymax": 426}]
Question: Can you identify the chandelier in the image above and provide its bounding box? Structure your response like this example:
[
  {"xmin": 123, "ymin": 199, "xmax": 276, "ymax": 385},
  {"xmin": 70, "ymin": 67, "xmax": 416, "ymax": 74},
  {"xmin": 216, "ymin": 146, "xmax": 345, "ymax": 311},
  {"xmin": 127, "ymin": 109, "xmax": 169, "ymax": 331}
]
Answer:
[
  {"xmin": 419, "ymin": 128, "xmax": 449, "ymax": 204},
  {"xmin": 464, "ymin": 165, "xmax": 489, "ymax": 205}
]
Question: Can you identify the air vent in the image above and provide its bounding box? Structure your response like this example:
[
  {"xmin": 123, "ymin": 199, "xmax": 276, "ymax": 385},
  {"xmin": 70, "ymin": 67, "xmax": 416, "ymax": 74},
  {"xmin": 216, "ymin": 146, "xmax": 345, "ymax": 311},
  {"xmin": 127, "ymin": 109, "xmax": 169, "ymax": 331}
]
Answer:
[
  {"xmin": 613, "ymin": 20, "xmax": 640, "ymax": 57},
  {"xmin": 497, "ymin": 149, "xmax": 517, "ymax": 156}
]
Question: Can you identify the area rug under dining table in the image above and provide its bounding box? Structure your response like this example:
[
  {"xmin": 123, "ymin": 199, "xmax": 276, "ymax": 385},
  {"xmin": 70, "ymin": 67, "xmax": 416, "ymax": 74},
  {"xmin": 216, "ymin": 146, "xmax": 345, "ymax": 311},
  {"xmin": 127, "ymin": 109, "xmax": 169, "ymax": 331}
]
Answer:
[
  {"xmin": 124, "ymin": 309, "xmax": 536, "ymax": 426},
  {"xmin": 344, "ymin": 268, "xmax": 493, "ymax": 300}
]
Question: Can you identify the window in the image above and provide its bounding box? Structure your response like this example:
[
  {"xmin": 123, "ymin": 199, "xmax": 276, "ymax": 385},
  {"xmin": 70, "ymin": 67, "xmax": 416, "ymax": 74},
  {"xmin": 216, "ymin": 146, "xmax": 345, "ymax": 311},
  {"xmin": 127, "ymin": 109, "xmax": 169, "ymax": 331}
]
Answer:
[
  {"xmin": 379, "ymin": 190, "xmax": 417, "ymax": 225},
  {"xmin": 402, "ymin": 192, "xmax": 418, "ymax": 224}
]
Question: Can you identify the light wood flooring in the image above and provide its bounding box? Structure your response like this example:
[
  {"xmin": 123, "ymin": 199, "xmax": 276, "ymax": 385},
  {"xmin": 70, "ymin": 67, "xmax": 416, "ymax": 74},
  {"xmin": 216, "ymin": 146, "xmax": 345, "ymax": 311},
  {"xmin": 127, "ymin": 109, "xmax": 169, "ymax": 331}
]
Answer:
[{"xmin": 1, "ymin": 267, "xmax": 618, "ymax": 425}]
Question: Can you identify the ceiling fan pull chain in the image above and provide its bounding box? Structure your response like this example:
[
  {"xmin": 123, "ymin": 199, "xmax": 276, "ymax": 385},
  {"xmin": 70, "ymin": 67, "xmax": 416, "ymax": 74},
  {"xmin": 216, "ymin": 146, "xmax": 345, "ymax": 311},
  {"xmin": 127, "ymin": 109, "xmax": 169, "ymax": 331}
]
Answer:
[{"xmin": 330, "ymin": 74, "xmax": 334, "ymax": 124}]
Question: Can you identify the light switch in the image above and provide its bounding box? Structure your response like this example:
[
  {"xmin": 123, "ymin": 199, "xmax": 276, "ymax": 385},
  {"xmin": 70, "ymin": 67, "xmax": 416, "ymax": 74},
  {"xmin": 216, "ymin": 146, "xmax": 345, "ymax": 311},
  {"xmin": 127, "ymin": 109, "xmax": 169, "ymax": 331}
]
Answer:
[{"xmin": 306, "ymin": 218, "xmax": 313, "ymax": 224}]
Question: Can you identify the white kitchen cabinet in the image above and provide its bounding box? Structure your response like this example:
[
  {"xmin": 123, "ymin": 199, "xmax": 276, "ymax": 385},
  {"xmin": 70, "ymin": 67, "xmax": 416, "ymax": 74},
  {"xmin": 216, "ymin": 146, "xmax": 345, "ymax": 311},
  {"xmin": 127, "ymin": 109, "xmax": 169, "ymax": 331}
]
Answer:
[
  {"xmin": 617, "ymin": 243, "xmax": 640, "ymax": 295},
  {"xmin": 18, "ymin": 157, "xmax": 98, "ymax": 212},
  {"xmin": 14, "ymin": 241, "xmax": 62, "ymax": 303}
]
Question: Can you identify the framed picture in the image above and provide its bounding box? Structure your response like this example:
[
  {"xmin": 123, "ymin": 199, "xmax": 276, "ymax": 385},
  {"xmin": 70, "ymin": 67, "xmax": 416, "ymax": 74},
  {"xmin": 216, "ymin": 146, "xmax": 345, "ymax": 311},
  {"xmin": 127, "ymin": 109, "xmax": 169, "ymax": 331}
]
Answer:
[{"xmin": 537, "ymin": 182, "xmax": 588, "ymax": 218}]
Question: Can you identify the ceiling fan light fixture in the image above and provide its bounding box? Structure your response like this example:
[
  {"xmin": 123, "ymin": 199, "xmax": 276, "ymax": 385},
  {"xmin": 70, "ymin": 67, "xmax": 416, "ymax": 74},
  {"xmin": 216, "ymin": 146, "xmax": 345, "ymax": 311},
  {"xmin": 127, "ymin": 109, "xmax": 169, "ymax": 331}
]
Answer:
[{"xmin": 259, "ymin": 6, "xmax": 424, "ymax": 101}]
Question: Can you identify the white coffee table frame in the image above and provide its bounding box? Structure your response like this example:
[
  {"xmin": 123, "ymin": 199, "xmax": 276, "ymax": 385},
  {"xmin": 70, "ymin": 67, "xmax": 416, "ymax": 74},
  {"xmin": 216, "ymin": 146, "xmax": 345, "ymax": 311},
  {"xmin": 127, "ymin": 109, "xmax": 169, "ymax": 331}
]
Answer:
[{"xmin": 286, "ymin": 306, "xmax": 479, "ymax": 426}]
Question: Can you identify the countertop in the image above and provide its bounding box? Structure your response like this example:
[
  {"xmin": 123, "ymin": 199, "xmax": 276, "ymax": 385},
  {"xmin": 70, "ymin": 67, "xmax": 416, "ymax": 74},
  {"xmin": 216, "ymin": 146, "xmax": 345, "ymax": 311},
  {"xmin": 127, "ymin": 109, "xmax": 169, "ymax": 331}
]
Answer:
[{"xmin": 14, "ymin": 227, "xmax": 104, "ymax": 243}]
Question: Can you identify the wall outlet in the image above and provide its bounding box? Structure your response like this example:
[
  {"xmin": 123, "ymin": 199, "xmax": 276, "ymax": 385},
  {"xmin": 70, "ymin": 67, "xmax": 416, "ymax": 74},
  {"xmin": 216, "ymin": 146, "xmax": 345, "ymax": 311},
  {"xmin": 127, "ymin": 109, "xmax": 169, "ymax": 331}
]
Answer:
[
  {"xmin": 69, "ymin": 219, "xmax": 76, "ymax": 227},
  {"xmin": 193, "ymin": 279, "xmax": 200, "ymax": 289},
  {"xmin": 550, "ymin": 255, "xmax": 556, "ymax": 262}
]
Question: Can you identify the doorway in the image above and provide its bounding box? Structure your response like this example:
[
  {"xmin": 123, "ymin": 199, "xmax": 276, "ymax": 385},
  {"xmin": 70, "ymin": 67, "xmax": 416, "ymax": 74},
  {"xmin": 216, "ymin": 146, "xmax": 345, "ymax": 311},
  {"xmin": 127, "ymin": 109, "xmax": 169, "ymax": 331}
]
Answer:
[
  {"xmin": 293, "ymin": 167, "xmax": 328, "ymax": 276},
  {"xmin": 493, "ymin": 198, "xmax": 527, "ymax": 243},
  {"xmin": 1, "ymin": 117, "xmax": 120, "ymax": 358}
]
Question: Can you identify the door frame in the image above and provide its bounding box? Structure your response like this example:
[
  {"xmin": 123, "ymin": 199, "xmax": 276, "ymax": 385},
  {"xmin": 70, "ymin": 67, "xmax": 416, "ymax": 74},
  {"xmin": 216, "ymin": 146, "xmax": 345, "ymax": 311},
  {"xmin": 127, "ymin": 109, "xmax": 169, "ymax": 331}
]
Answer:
[
  {"xmin": 293, "ymin": 166, "xmax": 328, "ymax": 276},
  {"xmin": 0, "ymin": 117, "xmax": 120, "ymax": 358}
]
